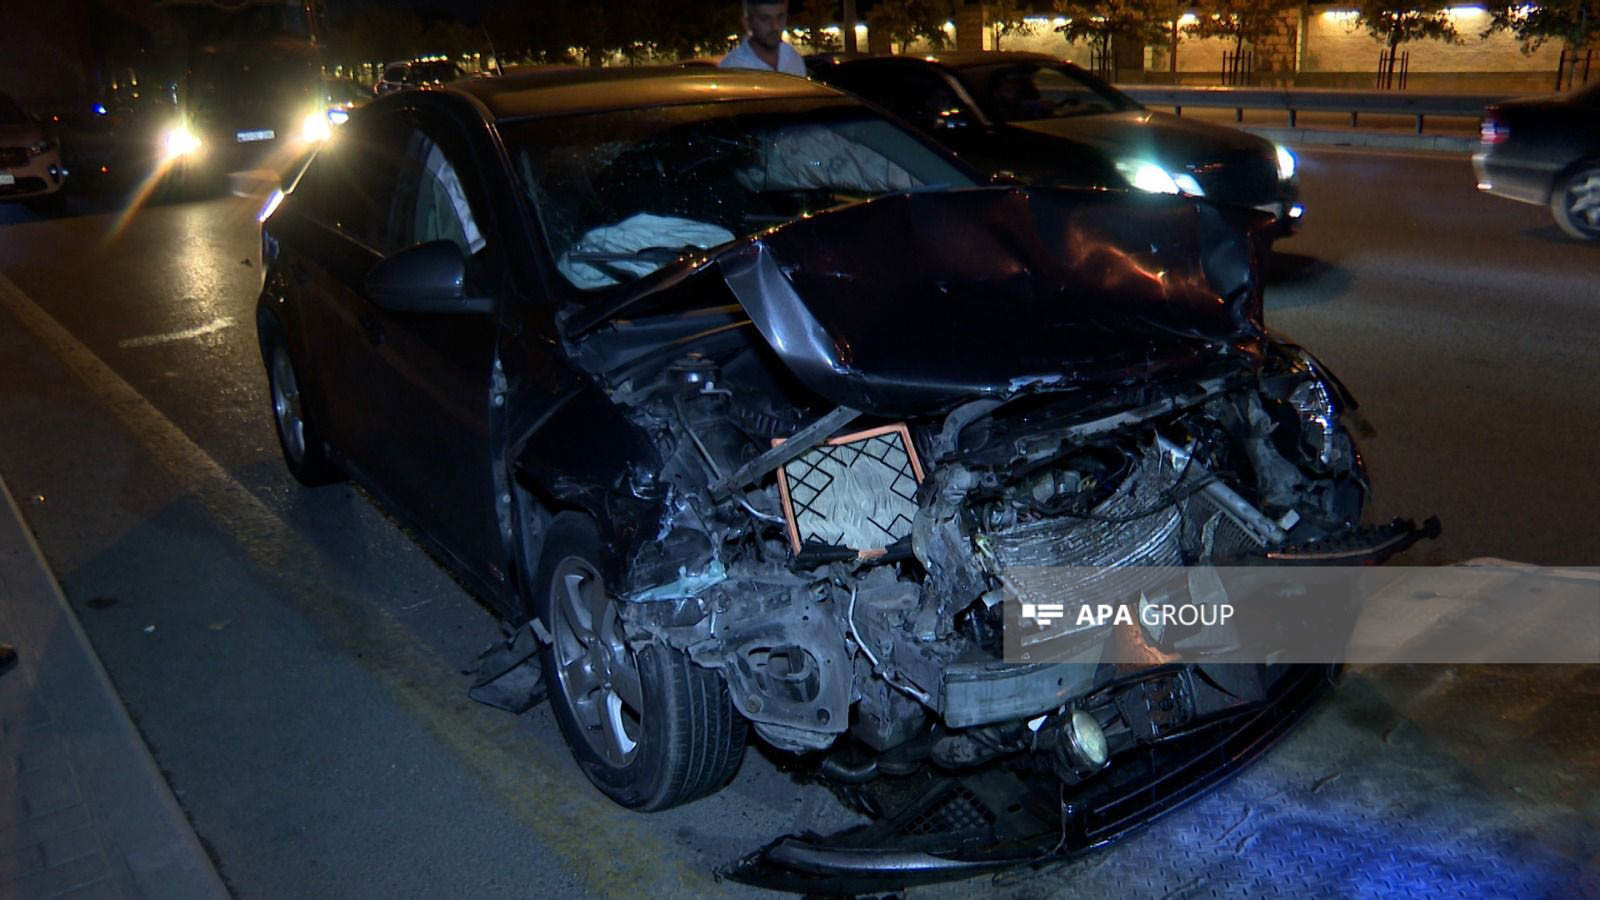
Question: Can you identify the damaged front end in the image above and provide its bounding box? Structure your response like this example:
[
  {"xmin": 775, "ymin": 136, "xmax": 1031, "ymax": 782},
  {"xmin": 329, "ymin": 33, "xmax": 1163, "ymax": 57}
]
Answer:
[{"xmin": 555, "ymin": 187, "xmax": 1434, "ymax": 889}]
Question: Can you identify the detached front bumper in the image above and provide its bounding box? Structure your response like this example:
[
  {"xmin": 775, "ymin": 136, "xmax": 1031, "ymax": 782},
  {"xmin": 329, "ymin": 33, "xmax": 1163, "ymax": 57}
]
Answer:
[{"xmin": 722, "ymin": 663, "xmax": 1336, "ymax": 894}]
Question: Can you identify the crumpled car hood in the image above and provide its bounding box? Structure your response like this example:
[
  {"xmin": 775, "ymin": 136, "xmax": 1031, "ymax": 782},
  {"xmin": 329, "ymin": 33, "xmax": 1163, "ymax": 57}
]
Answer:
[{"xmin": 717, "ymin": 186, "xmax": 1267, "ymax": 415}]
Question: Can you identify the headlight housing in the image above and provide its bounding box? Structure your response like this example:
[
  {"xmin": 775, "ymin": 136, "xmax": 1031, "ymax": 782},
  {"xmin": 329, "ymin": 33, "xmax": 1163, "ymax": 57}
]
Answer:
[
  {"xmin": 27, "ymin": 139, "xmax": 55, "ymax": 157},
  {"xmin": 1115, "ymin": 159, "xmax": 1205, "ymax": 196},
  {"xmin": 1114, "ymin": 159, "xmax": 1181, "ymax": 194},
  {"xmin": 1275, "ymin": 144, "xmax": 1297, "ymax": 180}
]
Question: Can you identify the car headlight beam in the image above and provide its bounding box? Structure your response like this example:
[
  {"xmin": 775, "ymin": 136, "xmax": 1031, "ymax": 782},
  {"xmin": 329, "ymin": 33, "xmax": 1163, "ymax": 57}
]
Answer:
[
  {"xmin": 299, "ymin": 110, "xmax": 332, "ymax": 143},
  {"xmin": 1115, "ymin": 159, "xmax": 1181, "ymax": 195},
  {"xmin": 1275, "ymin": 143, "xmax": 1297, "ymax": 180},
  {"xmin": 161, "ymin": 125, "xmax": 202, "ymax": 160}
]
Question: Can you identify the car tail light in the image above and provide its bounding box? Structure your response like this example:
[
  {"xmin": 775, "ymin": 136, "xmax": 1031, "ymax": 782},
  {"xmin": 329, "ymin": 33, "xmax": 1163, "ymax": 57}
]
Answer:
[{"xmin": 1481, "ymin": 109, "xmax": 1509, "ymax": 144}]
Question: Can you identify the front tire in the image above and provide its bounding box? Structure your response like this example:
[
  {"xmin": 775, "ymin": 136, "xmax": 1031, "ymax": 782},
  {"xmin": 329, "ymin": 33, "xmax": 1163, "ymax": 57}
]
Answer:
[
  {"xmin": 1550, "ymin": 163, "xmax": 1600, "ymax": 240},
  {"xmin": 262, "ymin": 325, "xmax": 342, "ymax": 486},
  {"xmin": 535, "ymin": 514, "xmax": 745, "ymax": 811}
]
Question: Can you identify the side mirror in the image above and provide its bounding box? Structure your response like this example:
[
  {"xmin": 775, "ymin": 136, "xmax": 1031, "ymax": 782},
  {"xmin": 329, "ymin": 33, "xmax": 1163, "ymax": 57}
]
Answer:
[{"xmin": 363, "ymin": 240, "xmax": 493, "ymax": 315}]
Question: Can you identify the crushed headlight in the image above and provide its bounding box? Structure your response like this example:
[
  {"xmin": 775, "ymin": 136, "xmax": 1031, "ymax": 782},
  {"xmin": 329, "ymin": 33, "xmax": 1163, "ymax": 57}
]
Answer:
[
  {"xmin": 1275, "ymin": 143, "xmax": 1297, "ymax": 180},
  {"xmin": 1288, "ymin": 376, "xmax": 1340, "ymax": 468},
  {"xmin": 161, "ymin": 125, "xmax": 202, "ymax": 160},
  {"xmin": 1114, "ymin": 159, "xmax": 1181, "ymax": 194}
]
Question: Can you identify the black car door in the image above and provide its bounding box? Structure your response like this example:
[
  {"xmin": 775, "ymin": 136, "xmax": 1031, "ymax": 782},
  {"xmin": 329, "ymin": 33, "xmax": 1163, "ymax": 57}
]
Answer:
[
  {"xmin": 284, "ymin": 110, "xmax": 400, "ymax": 465},
  {"xmin": 328, "ymin": 106, "xmax": 506, "ymax": 586}
]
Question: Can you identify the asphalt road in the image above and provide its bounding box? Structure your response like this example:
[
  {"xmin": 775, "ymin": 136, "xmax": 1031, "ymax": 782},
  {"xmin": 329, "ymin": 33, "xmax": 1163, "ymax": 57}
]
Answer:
[{"xmin": 0, "ymin": 148, "xmax": 1595, "ymax": 897}]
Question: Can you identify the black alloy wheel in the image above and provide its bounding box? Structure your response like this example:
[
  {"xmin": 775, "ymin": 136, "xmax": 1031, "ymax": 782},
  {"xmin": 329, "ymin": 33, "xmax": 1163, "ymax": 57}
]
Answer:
[
  {"xmin": 262, "ymin": 324, "xmax": 342, "ymax": 486},
  {"xmin": 534, "ymin": 513, "xmax": 746, "ymax": 811}
]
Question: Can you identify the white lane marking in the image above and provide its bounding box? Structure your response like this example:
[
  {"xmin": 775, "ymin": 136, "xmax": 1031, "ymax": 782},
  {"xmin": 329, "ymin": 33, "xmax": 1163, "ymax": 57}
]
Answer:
[{"xmin": 117, "ymin": 316, "xmax": 235, "ymax": 349}]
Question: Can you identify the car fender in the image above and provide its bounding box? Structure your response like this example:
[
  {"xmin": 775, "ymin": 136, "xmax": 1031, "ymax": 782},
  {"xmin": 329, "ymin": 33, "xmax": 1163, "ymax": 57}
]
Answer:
[{"xmin": 509, "ymin": 381, "xmax": 664, "ymax": 588}]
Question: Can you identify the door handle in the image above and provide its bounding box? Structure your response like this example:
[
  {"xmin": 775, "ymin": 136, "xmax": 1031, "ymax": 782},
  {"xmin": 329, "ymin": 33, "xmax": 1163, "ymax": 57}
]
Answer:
[{"xmin": 358, "ymin": 312, "xmax": 384, "ymax": 345}]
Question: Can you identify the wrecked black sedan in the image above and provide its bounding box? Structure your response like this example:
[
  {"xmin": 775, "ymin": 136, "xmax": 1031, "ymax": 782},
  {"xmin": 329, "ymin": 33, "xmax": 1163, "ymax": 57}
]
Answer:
[{"xmin": 256, "ymin": 68, "xmax": 1429, "ymax": 891}]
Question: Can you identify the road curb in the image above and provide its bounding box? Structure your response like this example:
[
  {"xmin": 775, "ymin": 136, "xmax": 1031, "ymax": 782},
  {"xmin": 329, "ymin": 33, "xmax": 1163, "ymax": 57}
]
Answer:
[
  {"xmin": 0, "ymin": 474, "xmax": 230, "ymax": 899},
  {"xmin": 1240, "ymin": 125, "xmax": 1477, "ymax": 154}
]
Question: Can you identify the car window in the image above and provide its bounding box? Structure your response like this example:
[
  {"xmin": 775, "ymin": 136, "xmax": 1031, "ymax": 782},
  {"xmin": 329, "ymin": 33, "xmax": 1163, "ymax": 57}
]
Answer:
[
  {"xmin": 413, "ymin": 63, "xmax": 464, "ymax": 84},
  {"xmin": 383, "ymin": 66, "xmax": 406, "ymax": 82},
  {"xmin": 830, "ymin": 64, "xmax": 970, "ymax": 131},
  {"xmin": 397, "ymin": 131, "xmax": 486, "ymax": 256},
  {"xmin": 505, "ymin": 99, "xmax": 975, "ymax": 291},
  {"xmin": 961, "ymin": 63, "xmax": 1138, "ymax": 122},
  {"xmin": 293, "ymin": 112, "xmax": 405, "ymax": 252}
]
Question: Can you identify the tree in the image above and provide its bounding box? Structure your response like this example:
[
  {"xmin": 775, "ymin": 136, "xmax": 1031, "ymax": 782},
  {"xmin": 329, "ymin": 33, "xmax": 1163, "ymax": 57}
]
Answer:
[
  {"xmin": 1184, "ymin": 0, "xmax": 1297, "ymax": 59},
  {"xmin": 867, "ymin": 0, "xmax": 955, "ymax": 54},
  {"xmin": 1053, "ymin": 0, "xmax": 1169, "ymax": 62},
  {"xmin": 988, "ymin": 0, "xmax": 1037, "ymax": 51},
  {"xmin": 324, "ymin": 7, "xmax": 428, "ymax": 71},
  {"xmin": 1351, "ymin": 0, "xmax": 1459, "ymax": 87},
  {"xmin": 1144, "ymin": 0, "xmax": 1189, "ymax": 74},
  {"xmin": 1483, "ymin": 0, "xmax": 1600, "ymax": 55},
  {"xmin": 794, "ymin": 0, "xmax": 843, "ymax": 54},
  {"xmin": 487, "ymin": 0, "xmax": 739, "ymax": 67},
  {"xmin": 1352, "ymin": 0, "xmax": 1459, "ymax": 57}
]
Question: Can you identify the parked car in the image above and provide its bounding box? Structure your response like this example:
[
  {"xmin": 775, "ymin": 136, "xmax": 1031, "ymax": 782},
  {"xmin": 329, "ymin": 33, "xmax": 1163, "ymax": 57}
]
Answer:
[
  {"xmin": 811, "ymin": 51, "xmax": 1303, "ymax": 236},
  {"xmin": 374, "ymin": 58, "xmax": 466, "ymax": 96},
  {"xmin": 256, "ymin": 67, "xmax": 1429, "ymax": 891},
  {"xmin": 0, "ymin": 91, "xmax": 68, "ymax": 208},
  {"xmin": 1474, "ymin": 80, "xmax": 1600, "ymax": 240}
]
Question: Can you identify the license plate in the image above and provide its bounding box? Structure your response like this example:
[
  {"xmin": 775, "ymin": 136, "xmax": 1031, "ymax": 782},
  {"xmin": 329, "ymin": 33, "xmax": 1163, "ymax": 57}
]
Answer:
[
  {"xmin": 0, "ymin": 174, "xmax": 14, "ymax": 186},
  {"xmin": 235, "ymin": 129, "xmax": 276, "ymax": 143}
]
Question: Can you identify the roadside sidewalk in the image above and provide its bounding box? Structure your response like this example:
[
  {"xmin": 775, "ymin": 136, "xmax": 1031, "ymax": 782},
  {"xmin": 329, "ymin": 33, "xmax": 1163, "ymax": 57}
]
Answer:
[{"xmin": 0, "ymin": 476, "xmax": 227, "ymax": 899}]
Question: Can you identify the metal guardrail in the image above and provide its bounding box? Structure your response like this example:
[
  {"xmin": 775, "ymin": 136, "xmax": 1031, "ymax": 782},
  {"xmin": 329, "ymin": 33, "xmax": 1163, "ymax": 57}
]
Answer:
[{"xmin": 1117, "ymin": 86, "xmax": 1508, "ymax": 134}]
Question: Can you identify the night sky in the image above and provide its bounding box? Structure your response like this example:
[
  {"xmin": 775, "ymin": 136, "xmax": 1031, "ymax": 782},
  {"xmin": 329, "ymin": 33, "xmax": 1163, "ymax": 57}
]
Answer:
[{"xmin": 326, "ymin": 0, "xmax": 498, "ymax": 23}]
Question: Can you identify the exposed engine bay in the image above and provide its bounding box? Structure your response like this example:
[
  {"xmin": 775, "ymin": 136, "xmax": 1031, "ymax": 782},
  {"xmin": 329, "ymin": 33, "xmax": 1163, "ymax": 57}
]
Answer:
[
  {"xmin": 605, "ymin": 329, "xmax": 1388, "ymax": 758},
  {"xmin": 516, "ymin": 188, "xmax": 1436, "ymax": 888}
]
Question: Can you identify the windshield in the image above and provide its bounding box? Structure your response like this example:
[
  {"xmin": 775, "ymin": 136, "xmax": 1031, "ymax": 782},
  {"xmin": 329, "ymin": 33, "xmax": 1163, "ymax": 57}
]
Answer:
[
  {"xmin": 411, "ymin": 62, "xmax": 464, "ymax": 84},
  {"xmin": 506, "ymin": 99, "xmax": 975, "ymax": 291},
  {"xmin": 959, "ymin": 63, "xmax": 1140, "ymax": 123},
  {"xmin": 0, "ymin": 93, "xmax": 27, "ymax": 125}
]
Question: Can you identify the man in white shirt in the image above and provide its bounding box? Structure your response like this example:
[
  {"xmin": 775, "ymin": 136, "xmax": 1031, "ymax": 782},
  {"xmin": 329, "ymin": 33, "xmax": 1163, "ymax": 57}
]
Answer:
[{"xmin": 719, "ymin": 1, "xmax": 808, "ymax": 77}]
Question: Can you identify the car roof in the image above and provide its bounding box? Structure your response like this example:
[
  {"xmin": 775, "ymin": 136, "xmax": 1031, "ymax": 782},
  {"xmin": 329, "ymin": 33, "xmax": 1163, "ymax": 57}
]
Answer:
[{"xmin": 451, "ymin": 67, "xmax": 844, "ymax": 121}]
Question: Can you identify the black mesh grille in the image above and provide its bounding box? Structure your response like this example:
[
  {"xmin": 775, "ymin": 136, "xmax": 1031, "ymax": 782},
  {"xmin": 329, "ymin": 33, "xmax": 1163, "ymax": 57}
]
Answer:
[{"xmin": 899, "ymin": 786, "xmax": 996, "ymax": 836}]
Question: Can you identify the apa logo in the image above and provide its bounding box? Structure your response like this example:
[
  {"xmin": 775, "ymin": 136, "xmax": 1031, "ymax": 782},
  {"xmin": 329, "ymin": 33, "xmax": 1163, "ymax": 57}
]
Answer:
[{"xmin": 1020, "ymin": 602, "xmax": 1065, "ymax": 625}]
